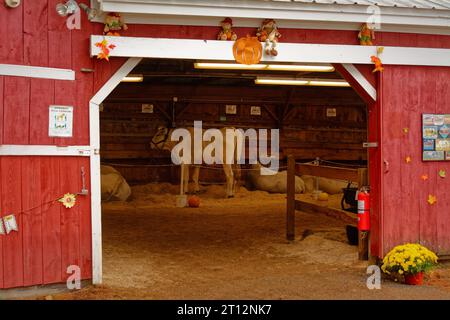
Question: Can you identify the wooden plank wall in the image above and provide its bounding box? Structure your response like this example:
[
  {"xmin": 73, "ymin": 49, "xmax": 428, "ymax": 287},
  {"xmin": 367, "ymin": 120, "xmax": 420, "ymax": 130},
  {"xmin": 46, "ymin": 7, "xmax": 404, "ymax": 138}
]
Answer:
[
  {"xmin": 101, "ymin": 84, "xmax": 367, "ymax": 184},
  {"xmin": 0, "ymin": 156, "xmax": 91, "ymax": 288},
  {"xmin": 0, "ymin": 1, "xmax": 121, "ymax": 289},
  {"xmin": 381, "ymin": 66, "xmax": 450, "ymax": 256}
]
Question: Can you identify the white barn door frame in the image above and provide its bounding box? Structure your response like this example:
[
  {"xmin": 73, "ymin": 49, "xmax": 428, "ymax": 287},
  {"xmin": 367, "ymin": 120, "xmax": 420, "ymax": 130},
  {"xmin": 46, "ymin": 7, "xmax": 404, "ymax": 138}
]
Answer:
[
  {"xmin": 89, "ymin": 57, "xmax": 142, "ymax": 284},
  {"xmin": 88, "ymin": 45, "xmax": 379, "ymax": 284}
]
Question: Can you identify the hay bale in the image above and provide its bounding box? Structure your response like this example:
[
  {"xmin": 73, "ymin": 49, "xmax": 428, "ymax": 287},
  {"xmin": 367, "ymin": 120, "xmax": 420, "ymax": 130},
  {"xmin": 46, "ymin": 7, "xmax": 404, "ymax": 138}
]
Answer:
[{"xmin": 101, "ymin": 165, "xmax": 131, "ymax": 201}]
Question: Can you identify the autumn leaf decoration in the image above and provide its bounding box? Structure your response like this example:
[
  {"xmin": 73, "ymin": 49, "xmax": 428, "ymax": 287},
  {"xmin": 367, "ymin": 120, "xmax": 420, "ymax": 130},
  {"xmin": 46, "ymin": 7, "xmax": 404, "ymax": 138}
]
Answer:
[
  {"xmin": 95, "ymin": 39, "xmax": 116, "ymax": 61},
  {"xmin": 371, "ymin": 47, "xmax": 385, "ymax": 73}
]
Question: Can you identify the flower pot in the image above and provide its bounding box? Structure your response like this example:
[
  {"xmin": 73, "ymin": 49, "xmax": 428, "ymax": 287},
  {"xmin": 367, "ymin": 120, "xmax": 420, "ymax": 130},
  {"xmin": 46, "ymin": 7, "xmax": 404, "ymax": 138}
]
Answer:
[{"xmin": 404, "ymin": 272, "xmax": 424, "ymax": 285}]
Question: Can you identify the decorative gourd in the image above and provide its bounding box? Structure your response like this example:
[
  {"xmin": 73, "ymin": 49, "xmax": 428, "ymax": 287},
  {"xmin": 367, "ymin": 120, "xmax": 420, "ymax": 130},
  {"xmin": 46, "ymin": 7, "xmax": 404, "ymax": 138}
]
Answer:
[
  {"xmin": 188, "ymin": 195, "xmax": 200, "ymax": 208},
  {"xmin": 233, "ymin": 36, "xmax": 263, "ymax": 65}
]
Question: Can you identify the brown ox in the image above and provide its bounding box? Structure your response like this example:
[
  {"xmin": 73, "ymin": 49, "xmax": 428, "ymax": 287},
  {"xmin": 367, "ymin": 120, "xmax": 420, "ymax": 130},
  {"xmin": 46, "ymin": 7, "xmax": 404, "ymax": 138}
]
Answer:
[{"xmin": 150, "ymin": 126, "xmax": 241, "ymax": 198}]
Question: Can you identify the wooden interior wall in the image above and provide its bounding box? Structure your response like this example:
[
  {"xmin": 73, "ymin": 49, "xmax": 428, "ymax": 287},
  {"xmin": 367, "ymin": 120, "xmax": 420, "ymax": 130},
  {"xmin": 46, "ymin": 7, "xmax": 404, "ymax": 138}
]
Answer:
[
  {"xmin": 101, "ymin": 83, "xmax": 367, "ymax": 184},
  {"xmin": 381, "ymin": 66, "xmax": 450, "ymax": 256}
]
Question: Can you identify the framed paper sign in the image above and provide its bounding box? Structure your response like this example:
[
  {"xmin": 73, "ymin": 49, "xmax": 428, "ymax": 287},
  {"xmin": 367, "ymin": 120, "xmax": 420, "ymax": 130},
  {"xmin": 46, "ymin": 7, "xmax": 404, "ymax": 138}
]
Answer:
[
  {"xmin": 49, "ymin": 105, "xmax": 73, "ymax": 137},
  {"xmin": 422, "ymin": 114, "xmax": 450, "ymax": 161}
]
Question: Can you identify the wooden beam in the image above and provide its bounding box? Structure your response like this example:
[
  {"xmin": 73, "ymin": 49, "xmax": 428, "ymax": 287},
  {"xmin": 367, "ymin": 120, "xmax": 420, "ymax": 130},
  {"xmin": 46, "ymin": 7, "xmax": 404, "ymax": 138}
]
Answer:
[
  {"xmin": 91, "ymin": 36, "xmax": 450, "ymax": 67},
  {"xmin": 287, "ymin": 155, "xmax": 296, "ymax": 241},
  {"xmin": 296, "ymin": 163, "xmax": 362, "ymax": 183},
  {"xmin": 262, "ymin": 105, "xmax": 279, "ymax": 123},
  {"xmin": 359, "ymin": 231, "xmax": 369, "ymax": 261},
  {"xmin": 295, "ymin": 200, "xmax": 357, "ymax": 226},
  {"xmin": 154, "ymin": 103, "xmax": 172, "ymax": 123}
]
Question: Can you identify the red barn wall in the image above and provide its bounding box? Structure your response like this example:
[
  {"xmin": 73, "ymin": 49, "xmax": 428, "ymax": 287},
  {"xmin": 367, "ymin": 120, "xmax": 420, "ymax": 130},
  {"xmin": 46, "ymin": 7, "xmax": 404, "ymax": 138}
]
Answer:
[
  {"xmin": 380, "ymin": 66, "xmax": 450, "ymax": 257},
  {"xmin": 1, "ymin": 0, "xmax": 450, "ymax": 289}
]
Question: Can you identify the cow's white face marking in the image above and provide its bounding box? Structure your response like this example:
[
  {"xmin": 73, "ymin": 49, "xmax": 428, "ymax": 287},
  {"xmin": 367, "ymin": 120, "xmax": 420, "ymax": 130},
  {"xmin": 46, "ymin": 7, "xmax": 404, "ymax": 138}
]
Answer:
[{"xmin": 150, "ymin": 126, "xmax": 170, "ymax": 150}]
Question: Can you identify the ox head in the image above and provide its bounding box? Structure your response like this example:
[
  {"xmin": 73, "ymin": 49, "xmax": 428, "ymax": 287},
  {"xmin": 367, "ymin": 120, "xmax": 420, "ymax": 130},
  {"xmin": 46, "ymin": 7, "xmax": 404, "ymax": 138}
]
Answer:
[{"xmin": 150, "ymin": 126, "xmax": 170, "ymax": 150}]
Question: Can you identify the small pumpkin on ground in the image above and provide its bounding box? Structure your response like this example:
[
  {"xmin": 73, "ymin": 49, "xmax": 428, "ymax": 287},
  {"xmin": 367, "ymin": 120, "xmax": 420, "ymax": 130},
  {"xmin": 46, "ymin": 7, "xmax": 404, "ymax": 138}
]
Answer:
[{"xmin": 188, "ymin": 195, "xmax": 201, "ymax": 208}]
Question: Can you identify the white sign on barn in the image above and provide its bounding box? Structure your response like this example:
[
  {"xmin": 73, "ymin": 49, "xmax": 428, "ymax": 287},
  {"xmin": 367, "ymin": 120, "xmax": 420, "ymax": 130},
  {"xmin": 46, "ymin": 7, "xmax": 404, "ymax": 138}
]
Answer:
[{"xmin": 48, "ymin": 105, "xmax": 74, "ymax": 137}]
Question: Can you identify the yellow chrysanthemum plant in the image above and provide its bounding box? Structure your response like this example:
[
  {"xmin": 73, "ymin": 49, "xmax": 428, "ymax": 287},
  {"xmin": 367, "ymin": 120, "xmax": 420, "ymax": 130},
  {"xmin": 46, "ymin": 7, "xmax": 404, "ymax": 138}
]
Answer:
[{"xmin": 381, "ymin": 243, "xmax": 438, "ymax": 277}]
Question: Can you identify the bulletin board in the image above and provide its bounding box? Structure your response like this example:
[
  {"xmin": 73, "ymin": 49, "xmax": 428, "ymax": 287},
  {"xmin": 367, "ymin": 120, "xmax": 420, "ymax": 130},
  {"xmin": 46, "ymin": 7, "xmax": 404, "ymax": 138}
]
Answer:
[{"xmin": 422, "ymin": 114, "xmax": 450, "ymax": 161}]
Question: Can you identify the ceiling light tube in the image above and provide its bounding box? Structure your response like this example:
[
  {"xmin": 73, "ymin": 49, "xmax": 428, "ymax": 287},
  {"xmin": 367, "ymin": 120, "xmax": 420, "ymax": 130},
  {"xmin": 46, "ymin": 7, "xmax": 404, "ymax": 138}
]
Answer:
[
  {"xmin": 266, "ymin": 65, "xmax": 335, "ymax": 72},
  {"xmin": 308, "ymin": 80, "xmax": 351, "ymax": 87},
  {"xmin": 194, "ymin": 63, "xmax": 268, "ymax": 70},
  {"xmin": 255, "ymin": 78, "xmax": 350, "ymax": 87},
  {"xmin": 255, "ymin": 79, "xmax": 309, "ymax": 86},
  {"xmin": 122, "ymin": 75, "xmax": 144, "ymax": 83}
]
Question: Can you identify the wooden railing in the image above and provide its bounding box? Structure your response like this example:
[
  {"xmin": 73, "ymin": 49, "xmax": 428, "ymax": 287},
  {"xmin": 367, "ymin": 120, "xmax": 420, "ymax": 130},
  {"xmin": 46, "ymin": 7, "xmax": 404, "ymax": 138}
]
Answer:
[{"xmin": 286, "ymin": 155, "xmax": 369, "ymax": 260}]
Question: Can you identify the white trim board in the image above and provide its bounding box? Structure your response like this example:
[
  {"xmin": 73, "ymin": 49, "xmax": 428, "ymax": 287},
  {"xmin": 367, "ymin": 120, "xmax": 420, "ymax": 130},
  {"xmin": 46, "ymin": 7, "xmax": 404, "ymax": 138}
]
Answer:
[
  {"xmin": 94, "ymin": 14, "xmax": 450, "ymax": 36},
  {"xmin": 96, "ymin": 0, "xmax": 450, "ymax": 30},
  {"xmin": 0, "ymin": 145, "xmax": 91, "ymax": 156},
  {"xmin": 0, "ymin": 64, "xmax": 75, "ymax": 81},
  {"xmin": 90, "ymin": 36, "xmax": 450, "ymax": 67},
  {"xmin": 89, "ymin": 57, "xmax": 142, "ymax": 285},
  {"xmin": 342, "ymin": 64, "xmax": 377, "ymax": 102}
]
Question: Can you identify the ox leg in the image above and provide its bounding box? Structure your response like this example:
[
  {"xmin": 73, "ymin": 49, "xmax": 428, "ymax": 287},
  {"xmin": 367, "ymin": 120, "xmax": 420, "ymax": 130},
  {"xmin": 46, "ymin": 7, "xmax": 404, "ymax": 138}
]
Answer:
[
  {"xmin": 192, "ymin": 166, "xmax": 200, "ymax": 193},
  {"xmin": 233, "ymin": 164, "xmax": 241, "ymax": 194},
  {"xmin": 182, "ymin": 164, "xmax": 190, "ymax": 194},
  {"xmin": 223, "ymin": 164, "xmax": 234, "ymax": 198}
]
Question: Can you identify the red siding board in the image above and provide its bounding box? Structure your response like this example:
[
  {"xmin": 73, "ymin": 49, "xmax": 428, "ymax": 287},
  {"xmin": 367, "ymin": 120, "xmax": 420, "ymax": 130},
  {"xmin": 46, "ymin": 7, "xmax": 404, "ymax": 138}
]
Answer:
[
  {"xmin": 0, "ymin": 76, "xmax": 3, "ymax": 145},
  {"xmin": 72, "ymin": 17, "xmax": 94, "ymax": 146},
  {"xmin": 23, "ymin": 0, "xmax": 49, "ymax": 66},
  {"xmin": 381, "ymin": 67, "xmax": 404, "ymax": 254},
  {"xmin": 0, "ymin": 3, "xmax": 23, "ymax": 64},
  {"xmin": 435, "ymin": 69, "xmax": 450, "ymax": 255},
  {"xmin": 21, "ymin": 157, "xmax": 44, "ymax": 286},
  {"xmin": 41, "ymin": 157, "xmax": 63, "ymax": 284},
  {"xmin": 29, "ymin": 79, "xmax": 55, "ymax": 145},
  {"xmin": 1, "ymin": 157, "xmax": 24, "ymax": 288},
  {"xmin": 368, "ymin": 97, "xmax": 381, "ymax": 257},
  {"xmin": 0, "ymin": 158, "xmax": 3, "ymax": 288},
  {"xmin": 3, "ymin": 77, "xmax": 31, "ymax": 144},
  {"xmin": 53, "ymin": 80, "xmax": 77, "ymax": 146},
  {"xmin": 78, "ymin": 158, "xmax": 92, "ymax": 279},
  {"xmin": 59, "ymin": 159, "xmax": 81, "ymax": 282}
]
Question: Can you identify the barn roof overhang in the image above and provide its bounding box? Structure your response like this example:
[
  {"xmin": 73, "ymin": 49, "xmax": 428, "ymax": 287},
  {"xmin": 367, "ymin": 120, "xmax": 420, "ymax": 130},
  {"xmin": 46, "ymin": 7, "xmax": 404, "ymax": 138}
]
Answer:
[{"xmin": 93, "ymin": 0, "xmax": 450, "ymax": 35}]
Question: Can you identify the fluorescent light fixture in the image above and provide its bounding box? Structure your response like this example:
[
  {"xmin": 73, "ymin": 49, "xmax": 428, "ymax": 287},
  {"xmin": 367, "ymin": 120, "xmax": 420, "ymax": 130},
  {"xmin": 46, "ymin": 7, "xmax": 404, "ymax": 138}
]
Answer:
[
  {"xmin": 194, "ymin": 62, "xmax": 334, "ymax": 72},
  {"xmin": 122, "ymin": 74, "xmax": 144, "ymax": 83},
  {"xmin": 255, "ymin": 78, "xmax": 350, "ymax": 87},
  {"xmin": 194, "ymin": 63, "xmax": 267, "ymax": 70},
  {"xmin": 255, "ymin": 79, "xmax": 309, "ymax": 86},
  {"xmin": 267, "ymin": 65, "xmax": 335, "ymax": 72},
  {"xmin": 308, "ymin": 80, "xmax": 350, "ymax": 87}
]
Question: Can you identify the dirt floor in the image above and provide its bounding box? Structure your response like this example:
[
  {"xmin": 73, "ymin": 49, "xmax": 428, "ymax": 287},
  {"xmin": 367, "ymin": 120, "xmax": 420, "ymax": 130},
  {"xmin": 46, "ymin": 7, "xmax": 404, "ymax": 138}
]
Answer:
[{"xmin": 43, "ymin": 183, "xmax": 450, "ymax": 300}]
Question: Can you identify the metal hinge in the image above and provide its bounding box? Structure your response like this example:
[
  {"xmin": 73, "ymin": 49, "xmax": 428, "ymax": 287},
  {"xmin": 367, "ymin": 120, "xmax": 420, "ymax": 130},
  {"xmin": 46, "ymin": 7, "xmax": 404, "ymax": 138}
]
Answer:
[
  {"xmin": 363, "ymin": 142, "xmax": 379, "ymax": 148},
  {"xmin": 78, "ymin": 149, "xmax": 91, "ymax": 156}
]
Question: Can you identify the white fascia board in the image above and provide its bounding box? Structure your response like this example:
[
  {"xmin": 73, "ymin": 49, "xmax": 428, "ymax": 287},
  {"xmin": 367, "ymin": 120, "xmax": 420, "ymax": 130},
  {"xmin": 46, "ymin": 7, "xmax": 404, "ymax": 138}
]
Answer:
[
  {"xmin": 90, "ymin": 36, "xmax": 450, "ymax": 67},
  {"xmin": 0, "ymin": 145, "xmax": 91, "ymax": 156},
  {"xmin": 98, "ymin": 0, "xmax": 450, "ymax": 29},
  {"xmin": 92, "ymin": 14, "xmax": 450, "ymax": 36},
  {"xmin": 0, "ymin": 64, "xmax": 75, "ymax": 81}
]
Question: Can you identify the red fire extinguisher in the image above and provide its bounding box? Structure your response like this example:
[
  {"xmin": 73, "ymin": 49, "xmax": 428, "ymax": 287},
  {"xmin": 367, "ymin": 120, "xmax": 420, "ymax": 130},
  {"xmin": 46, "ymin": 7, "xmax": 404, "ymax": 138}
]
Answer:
[{"xmin": 357, "ymin": 188, "xmax": 370, "ymax": 231}]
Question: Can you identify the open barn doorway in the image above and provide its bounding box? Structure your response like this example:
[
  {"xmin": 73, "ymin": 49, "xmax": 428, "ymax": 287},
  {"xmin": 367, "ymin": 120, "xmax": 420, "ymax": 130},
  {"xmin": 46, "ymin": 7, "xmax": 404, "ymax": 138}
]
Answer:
[{"xmin": 94, "ymin": 58, "xmax": 375, "ymax": 299}]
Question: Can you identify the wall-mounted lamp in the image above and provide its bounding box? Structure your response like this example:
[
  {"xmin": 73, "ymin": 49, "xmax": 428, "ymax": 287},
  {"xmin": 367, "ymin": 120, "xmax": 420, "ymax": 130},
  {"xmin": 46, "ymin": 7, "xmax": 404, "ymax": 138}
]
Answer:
[
  {"xmin": 5, "ymin": 0, "xmax": 20, "ymax": 8},
  {"xmin": 56, "ymin": 0, "xmax": 97, "ymax": 21},
  {"xmin": 56, "ymin": 0, "xmax": 78, "ymax": 16}
]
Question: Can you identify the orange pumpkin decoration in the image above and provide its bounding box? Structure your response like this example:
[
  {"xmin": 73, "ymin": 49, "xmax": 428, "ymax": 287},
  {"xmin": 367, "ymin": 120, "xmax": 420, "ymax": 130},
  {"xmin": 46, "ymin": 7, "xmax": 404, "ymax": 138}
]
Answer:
[
  {"xmin": 188, "ymin": 195, "xmax": 200, "ymax": 208},
  {"xmin": 233, "ymin": 36, "xmax": 263, "ymax": 65}
]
